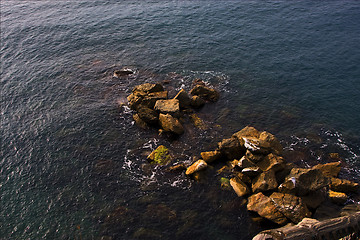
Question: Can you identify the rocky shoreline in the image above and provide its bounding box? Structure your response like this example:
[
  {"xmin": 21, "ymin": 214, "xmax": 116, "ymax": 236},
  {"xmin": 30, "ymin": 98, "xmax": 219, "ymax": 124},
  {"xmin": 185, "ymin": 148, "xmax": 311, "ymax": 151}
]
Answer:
[{"xmin": 122, "ymin": 73, "xmax": 360, "ymax": 239}]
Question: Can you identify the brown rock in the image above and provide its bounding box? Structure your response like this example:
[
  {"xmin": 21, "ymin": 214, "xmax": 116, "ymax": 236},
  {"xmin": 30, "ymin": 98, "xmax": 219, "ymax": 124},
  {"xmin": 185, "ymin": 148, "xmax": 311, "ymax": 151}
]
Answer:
[
  {"xmin": 330, "ymin": 177, "xmax": 359, "ymax": 193},
  {"xmin": 237, "ymin": 156, "xmax": 256, "ymax": 169},
  {"xmin": 201, "ymin": 150, "xmax": 222, "ymax": 163},
  {"xmin": 241, "ymin": 137, "xmax": 271, "ymax": 155},
  {"xmin": 242, "ymin": 167, "xmax": 262, "ymax": 178},
  {"xmin": 312, "ymin": 162, "xmax": 341, "ymax": 178},
  {"xmin": 247, "ymin": 192, "xmax": 288, "ymax": 225},
  {"xmin": 190, "ymin": 85, "xmax": 220, "ymax": 102},
  {"xmin": 185, "ymin": 160, "xmax": 208, "ymax": 175},
  {"xmin": 257, "ymin": 153, "xmax": 285, "ymax": 172},
  {"xmin": 230, "ymin": 177, "xmax": 250, "ymax": 197},
  {"xmin": 174, "ymin": 89, "xmax": 191, "ymax": 109},
  {"xmin": 279, "ymin": 168, "xmax": 329, "ymax": 196},
  {"xmin": 259, "ymin": 131, "xmax": 283, "ymax": 155},
  {"xmin": 127, "ymin": 92, "xmax": 144, "ymax": 110},
  {"xmin": 190, "ymin": 95, "xmax": 205, "ymax": 108},
  {"xmin": 159, "ymin": 113, "xmax": 184, "ymax": 135},
  {"xmin": 132, "ymin": 83, "xmax": 164, "ymax": 94},
  {"xmin": 270, "ymin": 192, "xmax": 311, "ymax": 223},
  {"xmin": 301, "ymin": 189, "xmax": 327, "ymax": 210},
  {"xmin": 141, "ymin": 91, "xmax": 168, "ymax": 109},
  {"xmin": 218, "ymin": 137, "xmax": 245, "ymax": 160},
  {"xmin": 329, "ymin": 190, "xmax": 347, "ymax": 205},
  {"xmin": 133, "ymin": 113, "xmax": 148, "ymax": 129},
  {"xmin": 252, "ymin": 170, "xmax": 278, "ymax": 193},
  {"xmin": 245, "ymin": 150, "xmax": 264, "ymax": 163},
  {"xmin": 167, "ymin": 163, "xmax": 187, "ymax": 172},
  {"xmin": 189, "ymin": 113, "xmax": 207, "ymax": 130},
  {"xmin": 154, "ymin": 99, "xmax": 180, "ymax": 116},
  {"xmin": 137, "ymin": 105, "xmax": 159, "ymax": 125},
  {"xmin": 232, "ymin": 126, "xmax": 261, "ymax": 140},
  {"xmin": 234, "ymin": 172, "xmax": 252, "ymax": 185}
]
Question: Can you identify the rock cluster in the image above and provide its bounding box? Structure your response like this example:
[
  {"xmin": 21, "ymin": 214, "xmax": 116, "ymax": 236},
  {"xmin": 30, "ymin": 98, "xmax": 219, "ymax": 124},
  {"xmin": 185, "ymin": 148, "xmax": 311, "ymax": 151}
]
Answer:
[
  {"xmin": 182, "ymin": 126, "xmax": 359, "ymax": 226},
  {"xmin": 127, "ymin": 82, "xmax": 219, "ymax": 135}
]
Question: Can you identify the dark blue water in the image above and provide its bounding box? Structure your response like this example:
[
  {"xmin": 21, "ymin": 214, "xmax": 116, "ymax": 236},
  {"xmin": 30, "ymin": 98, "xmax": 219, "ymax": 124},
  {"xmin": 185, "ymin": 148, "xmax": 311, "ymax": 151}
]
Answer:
[{"xmin": 1, "ymin": 1, "xmax": 360, "ymax": 239}]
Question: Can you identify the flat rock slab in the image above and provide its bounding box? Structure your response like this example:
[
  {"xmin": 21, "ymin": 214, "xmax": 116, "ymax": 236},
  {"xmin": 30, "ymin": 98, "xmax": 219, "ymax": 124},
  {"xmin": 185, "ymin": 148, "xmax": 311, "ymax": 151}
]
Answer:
[{"xmin": 154, "ymin": 99, "xmax": 180, "ymax": 116}]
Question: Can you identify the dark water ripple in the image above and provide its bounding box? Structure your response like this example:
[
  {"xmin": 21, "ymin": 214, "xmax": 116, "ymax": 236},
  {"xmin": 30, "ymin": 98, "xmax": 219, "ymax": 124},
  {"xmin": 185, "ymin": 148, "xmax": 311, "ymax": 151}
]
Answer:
[{"xmin": 1, "ymin": 1, "xmax": 360, "ymax": 239}]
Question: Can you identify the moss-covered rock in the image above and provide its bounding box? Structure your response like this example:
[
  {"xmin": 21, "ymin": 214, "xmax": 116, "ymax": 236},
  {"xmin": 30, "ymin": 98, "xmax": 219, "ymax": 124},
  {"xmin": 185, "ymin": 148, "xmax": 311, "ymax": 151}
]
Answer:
[{"xmin": 147, "ymin": 145, "xmax": 172, "ymax": 165}]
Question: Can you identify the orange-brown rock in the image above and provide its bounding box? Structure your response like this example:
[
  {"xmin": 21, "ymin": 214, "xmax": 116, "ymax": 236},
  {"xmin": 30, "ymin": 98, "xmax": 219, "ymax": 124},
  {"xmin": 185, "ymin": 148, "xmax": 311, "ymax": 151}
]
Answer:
[
  {"xmin": 218, "ymin": 137, "xmax": 245, "ymax": 160},
  {"xmin": 200, "ymin": 150, "xmax": 222, "ymax": 163},
  {"xmin": 259, "ymin": 131, "xmax": 283, "ymax": 155},
  {"xmin": 247, "ymin": 192, "xmax": 288, "ymax": 225},
  {"xmin": 252, "ymin": 170, "xmax": 278, "ymax": 193},
  {"xmin": 154, "ymin": 99, "xmax": 180, "ymax": 116},
  {"xmin": 329, "ymin": 190, "xmax": 347, "ymax": 205},
  {"xmin": 159, "ymin": 113, "xmax": 184, "ymax": 135},
  {"xmin": 312, "ymin": 162, "xmax": 341, "ymax": 178},
  {"xmin": 185, "ymin": 160, "xmax": 207, "ymax": 175},
  {"xmin": 330, "ymin": 177, "xmax": 359, "ymax": 193},
  {"xmin": 270, "ymin": 192, "xmax": 311, "ymax": 223},
  {"xmin": 190, "ymin": 85, "xmax": 219, "ymax": 102},
  {"xmin": 257, "ymin": 153, "xmax": 285, "ymax": 172},
  {"xmin": 174, "ymin": 89, "xmax": 191, "ymax": 109},
  {"xmin": 230, "ymin": 177, "xmax": 250, "ymax": 197}
]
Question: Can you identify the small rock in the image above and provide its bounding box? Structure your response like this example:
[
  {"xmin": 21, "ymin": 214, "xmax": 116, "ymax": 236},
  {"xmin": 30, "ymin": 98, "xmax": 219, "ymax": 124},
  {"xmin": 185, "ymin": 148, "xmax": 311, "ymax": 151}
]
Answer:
[
  {"xmin": 190, "ymin": 95, "xmax": 205, "ymax": 108},
  {"xmin": 174, "ymin": 89, "xmax": 191, "ymax": 109},
  {"xmin": 190, "ymin": 85, "xmax": 220, "ymax": 102},
  {"xmin": 330, "ymin": 177, "xmax": 359, "ymax": 193},
  {"xmin": 252, "ymin": 170, "xmax": 278, "ymax": 193},
  {"xmin": 312, "ymin": 162, "xmax": 341, "ymax": 178},
  {"xmin": 259, "ymin": 131, "xmax": 283, "ymax": 155},
  {"xmin": 230, "ymin": 177, "xmax": 250, "ymax": 197},
  {"xmin": 186, "ymin": 160, "xmax": 208, "ymax": 175},
  {"xmin": 147, "ymin": 145, "xmax": 172, "ymax": 165},
  {"xmin": 245, "ymin": 150, "xmax": 264, "ymax": 163},
  {"xmin": 154, "ymin": 99, "xmax": 180, "ymax": 116},
  {"xmin": 113, "ymin": 68, "xmax": 134, "ymax": 78},
  {"xmin": 234, "ymin": 172, "xmax": 252, "ymax": 185},
  {"xmin": 167, "ymin": 163, "xmax": 187, "ymax": 172},
  {"xmin": 132, "ymin": 83, "xmax": 164, "ymax": 94},
  {"xmin": 232, "ymin": 126, "xmax": 261, "ymax": 140},
  {"xmin": 133, "ymin": 227, "xmax": 162, "ymax": 239},
  {"xmin": 159, "ymin": 113, "xmax": 184, "ymax": 135},
  {"xmin": 220, "ymin": 177, "xmax": 231, "ymax": 190},
  {"xmin": 201, "ymin": 150, "xmax": 222, "ymax": 163},
  {"xmin": 329, "ymin": 190, "xmax": 347, "ymax": 205},
  {"xmin": 247, "ymin": 192, "xmax": 288, "ymax": 225}
]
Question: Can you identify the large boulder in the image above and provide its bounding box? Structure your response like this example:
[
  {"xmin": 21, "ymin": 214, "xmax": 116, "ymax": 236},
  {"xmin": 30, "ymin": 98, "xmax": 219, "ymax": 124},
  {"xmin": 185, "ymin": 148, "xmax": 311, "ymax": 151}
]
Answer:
[
  {"xmin": 159, "ymin": 113, "xmax": 184, "ymax": 135},
  {"xmin": 247, "ymin": 192, "xmax": 288, "ymax": 225},
  {"xmin": 330, "ymin": 177, "xmax": 359, "ymax": 193},
  {"xmin": 230, "ymin": 177, "xmax": 250, "ymax": 197},
  {"xmin": 141, "ymin": 91, "xmax": 168, "ymax": 109},
  {"xmin": 127, "ymin": 83, "xmax": 165, "ymax": 110},
  {"xmin": 190, "ymin": 85, "xmax": 220, "ymax": 102},
  {"xmin": 217, "ymin": 137, "xmax": 245, "ymax": 160},
  {"xmin": 245, "ymin": 150, "xmax": 264, "ymax": 163},
  {"xmin": 269, "ymin": 192, "xmax": 311, "ymax": 223},
  {"xmin": 279, "ymin": 168, "xmax": 329, "ymax": 196},
  {"xmin": 252, "ymin": 170, "xmax": 278, "ymax": 193},
  {"xmin": 147, "ymin": 145, "xmax": 172, "ymax": 165},
  {"xmin": 233, "ymin": 126, "xmax": 261, "ymax": 139},
  {"xmin": 174, "ymin": 89, "xmax": 191, "ymax": 109},
  {"xmin": 312, "ymin": 162, "xmax": 341, "ymax": 178},
  {"xmin": 237, "ymin": 156, "xmax": 256, "ymax": 169},
  {"xmin": 132, "ymin": 83, "xmax": 164, "ymax": 94},
  {"xmin": 185, "ymin": 160, "xmax": 207, "ymax": 175}
]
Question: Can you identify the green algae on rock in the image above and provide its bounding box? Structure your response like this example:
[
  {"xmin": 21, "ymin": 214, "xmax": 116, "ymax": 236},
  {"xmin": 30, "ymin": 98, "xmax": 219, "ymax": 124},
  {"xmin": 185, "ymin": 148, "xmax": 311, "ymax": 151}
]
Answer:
[{"xmin": 147, "ymin": 145, "xmax": 173, "ymax": 165}]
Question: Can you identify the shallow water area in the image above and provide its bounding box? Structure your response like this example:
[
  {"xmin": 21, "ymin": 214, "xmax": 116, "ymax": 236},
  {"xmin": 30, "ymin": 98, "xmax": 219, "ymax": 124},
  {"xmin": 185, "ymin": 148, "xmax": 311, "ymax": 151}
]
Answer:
[{"xmin": 1, "ymin": 1, "xmax": 360, "ymax": 239}]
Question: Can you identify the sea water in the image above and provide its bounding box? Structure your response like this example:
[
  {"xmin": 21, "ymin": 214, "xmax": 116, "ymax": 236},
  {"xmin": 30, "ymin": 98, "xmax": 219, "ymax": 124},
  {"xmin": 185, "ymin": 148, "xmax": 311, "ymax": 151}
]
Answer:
[{"xmin": 1, "ymin": 1, "xmax": 360, "ymax": 239}]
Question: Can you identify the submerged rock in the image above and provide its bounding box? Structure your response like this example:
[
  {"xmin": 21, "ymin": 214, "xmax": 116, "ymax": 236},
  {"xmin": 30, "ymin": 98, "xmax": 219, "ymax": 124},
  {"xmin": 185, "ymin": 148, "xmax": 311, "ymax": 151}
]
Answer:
[
  {"xmin": 159, "ymin": 113, "xmax": 184, "ymax": 135},
  {"xmin": 185, "ymin": 160, "xmax": 208, "ymax": 175},
  {"xmin": 189, "ymin": 113, "xmax": 207, "ymax": 130},
  {"xmin": 147, "ymin": 145, "xmax": 172, "ymax": 165},
  {"xmin": 113, "ymin": 68, "xmax": 134, "ymax": 78}
]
